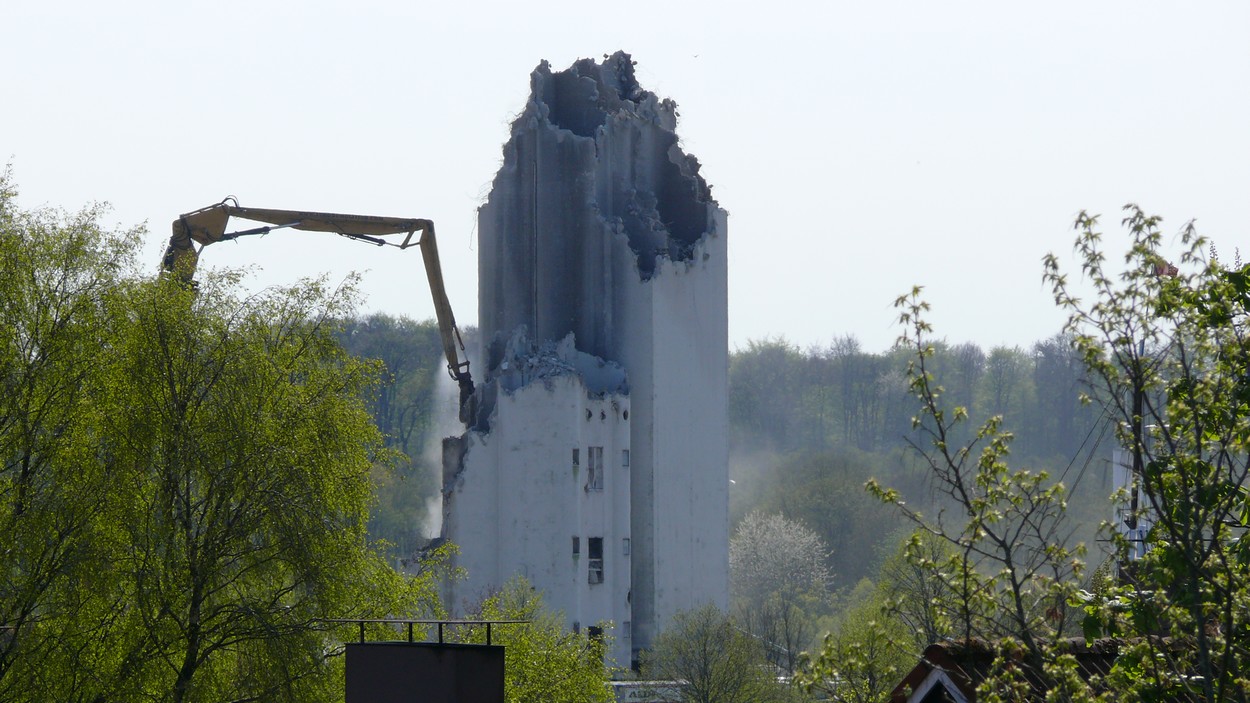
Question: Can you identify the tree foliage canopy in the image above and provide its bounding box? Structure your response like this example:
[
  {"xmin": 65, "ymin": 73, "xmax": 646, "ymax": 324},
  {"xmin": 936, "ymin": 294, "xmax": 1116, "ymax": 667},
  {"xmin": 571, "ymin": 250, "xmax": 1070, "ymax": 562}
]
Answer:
[
  {"xmin": 333, "ymin": 314, "xmax": 449, "ymax": 561},
  {"xmin": 459, "ymin": 577, "xmax": 614, "ymax": 703},
  {"xmin": 0, "ymin": 173, "xmax": 445, "ymax": 702},
  {"xmin": 729, "ymin": 511, "xmax": 832, "ymax": 675},
  {"xmin": 1049, "ymin": 207, "xmax": 1250, "ymax": 702},
  {"xmin": 801, "ymin": 206, "xmax": 1250, "ymax": 702},
  {"xmin": 730, "ymin": 511, "xmax": 831, "ymax": 605},
  {"xmin": 645, "ymin": 605, "xmax": 797, "ymax": 703}
]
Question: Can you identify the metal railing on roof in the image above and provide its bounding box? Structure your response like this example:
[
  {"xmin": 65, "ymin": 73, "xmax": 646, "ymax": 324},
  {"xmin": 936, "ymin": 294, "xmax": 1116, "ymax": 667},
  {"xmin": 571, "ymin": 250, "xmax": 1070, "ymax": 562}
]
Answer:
[{"xmin": 323, "ymin": 618, "xmax": 528, "ymax": 646}]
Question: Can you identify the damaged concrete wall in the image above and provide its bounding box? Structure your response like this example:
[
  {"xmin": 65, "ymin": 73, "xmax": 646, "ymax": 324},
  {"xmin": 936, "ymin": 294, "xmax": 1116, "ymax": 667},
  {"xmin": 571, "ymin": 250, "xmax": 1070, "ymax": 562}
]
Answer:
[
  {"xmin": 442, "ymin": 51, "xmax": 728, "ymax": 666},
  {"xmin": 478, "ymin": 53, "xmax": 721, "ymax": 366},
  {"xmin": 442, "ymin": 361, "xmax": 633, "ymax": 665}
]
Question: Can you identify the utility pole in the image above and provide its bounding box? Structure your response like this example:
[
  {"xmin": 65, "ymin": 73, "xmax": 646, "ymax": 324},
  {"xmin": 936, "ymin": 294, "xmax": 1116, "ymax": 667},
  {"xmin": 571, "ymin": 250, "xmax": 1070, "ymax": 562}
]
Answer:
[{"xmin": 1120, "ymin": 260, "xmax": 1177, "ymax": 580}]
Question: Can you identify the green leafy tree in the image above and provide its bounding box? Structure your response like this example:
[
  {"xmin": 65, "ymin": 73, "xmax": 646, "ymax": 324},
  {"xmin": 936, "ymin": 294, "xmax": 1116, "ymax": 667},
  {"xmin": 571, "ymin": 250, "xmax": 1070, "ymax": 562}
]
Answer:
[
  {"xmin": 645, "ymin": 605, "xmax": 798, "ymax": 703},
  {"xmin": 822, "ymin": 337, "xmax": 912, "ymax": 452},
  {"xmin": 797, "ymin": 580, "xmax": 911, "ymax": 703},
  {"xmin": 335, "ymin": 314, "xmax": 447, "ymax": 560},
  {"xmin": 806, "ymin": 205, "xmax": 1250, "ymax": 701},
  {"xmin": 1029, "ymin": 332, "xmax": 1102, "ymax": 459},
  {"xmin": 102, "ymin": 272, "xmax": 446, "ymax": 702},
  {"xmin": 876, "ymin": 531, "xmax": 959, "ymax": 652},
  {"xmin": 460, "ymin": 577, "xmax": 614, "ymax": 703},
  {"xmin": 0, "ymin": 175, "xmax": 448, "ymax": 701},
  {"xmin": 795, "ymin": 534, "xmax": 957, "ymax": 703},
  {"xmin": 941, "ymin": 341, "xmax": 986, "ymax": 421},
  {"xmin": 1048, "ymin": 207, "xmax": 1250, "ymax": 702},
  {"xmin": 981, "ymin": 345, "xmax": 1033, "ymax": 422},
  {"xmin": 800, "ymin": 285, "xmax": 1087, "ymax": 700},
  {"xmin": 741, "ymin": 448, "xmax": 916, "ymax": 592},
  {"xmin": 873, "ymin": 286, "xmax": 1084, "ymax": 665},
  {"xmin": 729, "ymin": 339, "xmax": 806, "ymax": 450},
  {"xmin": 335, "ymin": 314, "xmax": 444, "ymax": 457},
  {"xmin": 0, "ymin": 170, "xmax": 142, "ymax": 700}
]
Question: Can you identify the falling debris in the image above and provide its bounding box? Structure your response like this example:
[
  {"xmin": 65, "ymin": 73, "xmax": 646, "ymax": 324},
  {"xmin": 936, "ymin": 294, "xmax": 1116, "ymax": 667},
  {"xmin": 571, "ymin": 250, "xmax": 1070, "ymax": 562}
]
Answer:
[{"xmin": 441, "ymin": 51, "xmax": 729, "ymax": 668}]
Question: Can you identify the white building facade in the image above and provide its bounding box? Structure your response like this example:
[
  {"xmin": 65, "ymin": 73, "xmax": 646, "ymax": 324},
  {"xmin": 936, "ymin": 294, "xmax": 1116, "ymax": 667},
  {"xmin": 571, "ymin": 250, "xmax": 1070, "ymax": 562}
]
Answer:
[
  {"xmin": 443, "ymin": 368, "xmax": 634, "ymax": 664},
  {"xmin": 440, "ymin": 52, "xmax": 728, "ymax": 668}
]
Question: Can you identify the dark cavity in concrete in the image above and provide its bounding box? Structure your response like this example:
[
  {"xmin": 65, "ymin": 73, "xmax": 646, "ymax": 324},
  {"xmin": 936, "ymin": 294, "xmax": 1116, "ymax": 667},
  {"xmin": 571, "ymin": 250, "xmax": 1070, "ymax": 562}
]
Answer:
[
  {"xmin": 530, "ymin": 52, "xmax": 715, "ymax": 277},
  {"xmin": 477, "ymin": 51, "xmax": 721, "ymax": 372}
]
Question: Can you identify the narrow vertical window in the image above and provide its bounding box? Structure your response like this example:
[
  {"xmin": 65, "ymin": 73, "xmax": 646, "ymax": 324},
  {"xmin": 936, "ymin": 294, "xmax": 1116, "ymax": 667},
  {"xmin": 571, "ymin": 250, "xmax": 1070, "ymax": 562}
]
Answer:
[
  {"xmin": 622, "ymin": 537, "xmax": 631, "ymax": 556},
  {"xmin": 621, "ymin": 449, "xmax": 630, "ymax": 467},
  {"xmin": 588, "ymin": 625, "xmax": 606, "ymax": 664},
  {"xmin": 572, "ymin": 448, "xmax": 580, "ymax": 467},
  {"xmin": 588, "ymin": 537, "xmax": 604, "ymax": 584},
  {"xmin": 587, "ymin": 446, "xmax": 604, "ymax": 490},
  {"xmin": 572, "ymin": 536, "xmax": 580, "ymax": 556}
]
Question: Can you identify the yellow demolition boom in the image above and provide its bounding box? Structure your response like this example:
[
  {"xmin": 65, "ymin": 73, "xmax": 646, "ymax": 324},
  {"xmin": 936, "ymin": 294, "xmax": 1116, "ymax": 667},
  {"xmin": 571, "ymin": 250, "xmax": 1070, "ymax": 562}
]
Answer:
[{"xmin": 161, "ymin": 197, "xmax": 475, "ymax": 413}]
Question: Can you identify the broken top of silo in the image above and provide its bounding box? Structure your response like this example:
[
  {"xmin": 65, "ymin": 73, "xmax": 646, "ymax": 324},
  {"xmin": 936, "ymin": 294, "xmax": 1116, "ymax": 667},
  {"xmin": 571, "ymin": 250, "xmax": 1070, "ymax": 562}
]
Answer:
[
  {"xmin": 478, "ymin": 51, "xmax": 726, "ymax": 370},
  {"xmin": 451, "ymin": 52, "xmax": 729, "ymax": 666}
]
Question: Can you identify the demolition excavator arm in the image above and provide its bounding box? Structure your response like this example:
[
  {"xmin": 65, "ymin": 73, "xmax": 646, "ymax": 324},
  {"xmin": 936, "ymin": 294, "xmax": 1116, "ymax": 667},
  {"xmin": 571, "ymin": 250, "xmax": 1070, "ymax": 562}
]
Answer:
[{"xmin": 161, "ymin": 198, "xmax": 475, "ymax": 413}]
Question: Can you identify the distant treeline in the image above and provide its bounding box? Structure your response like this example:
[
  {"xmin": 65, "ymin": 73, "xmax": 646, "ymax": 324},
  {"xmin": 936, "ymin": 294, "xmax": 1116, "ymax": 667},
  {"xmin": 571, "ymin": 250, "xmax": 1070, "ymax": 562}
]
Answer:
[
  {"xmin": 731, "ymin": 334, "xmax": 1110, "ymax": 462},
  {"xmin": 339, "ymin": 318, "xmax": 1110, "ymax": 467},
  {"xmin": 332, "ymin": 315, "xmax": 447, "ymax": 562},
  {"xmin": 343, "ymin": 317, "xmax": 1117, "ymax": 592},
  {"xmin": 727, "ymin": 334, "xmax": 1117, "ymax": 592}
]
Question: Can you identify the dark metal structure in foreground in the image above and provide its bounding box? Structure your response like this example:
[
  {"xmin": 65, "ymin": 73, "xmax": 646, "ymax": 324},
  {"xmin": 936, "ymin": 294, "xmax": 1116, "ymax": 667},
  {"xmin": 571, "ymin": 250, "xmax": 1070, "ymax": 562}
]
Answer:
[{"xmin": 334, "ymin": 619, "xmax": 523, "ymax": 703}]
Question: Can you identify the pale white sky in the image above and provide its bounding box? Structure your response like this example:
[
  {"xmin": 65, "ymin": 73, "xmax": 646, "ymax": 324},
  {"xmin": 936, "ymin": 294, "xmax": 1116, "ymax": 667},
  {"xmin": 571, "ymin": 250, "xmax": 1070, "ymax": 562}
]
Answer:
[{"xmin": 4, "ymin": 1, "xmax": 1247, "ymax": 353}]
